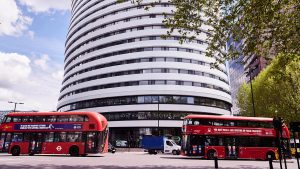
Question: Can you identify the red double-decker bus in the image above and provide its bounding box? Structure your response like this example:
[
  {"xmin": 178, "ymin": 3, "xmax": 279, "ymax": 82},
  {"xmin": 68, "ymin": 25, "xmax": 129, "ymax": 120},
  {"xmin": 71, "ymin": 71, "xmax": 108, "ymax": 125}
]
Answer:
[
  {"xmin": 182, "ymin": 115, "xmax": 290, "ymax": 160},
  {"xmin": 0, "ymin": 111, "xmax": 108, "ymax": 156}
]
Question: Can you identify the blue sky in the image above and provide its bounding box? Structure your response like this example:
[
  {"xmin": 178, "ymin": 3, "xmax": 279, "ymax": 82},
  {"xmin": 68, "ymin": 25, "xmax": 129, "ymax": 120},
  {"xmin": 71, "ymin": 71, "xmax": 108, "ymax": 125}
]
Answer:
[{"xmin": 0, "ymin": 0, "xmax": 71, "ymax": 111}]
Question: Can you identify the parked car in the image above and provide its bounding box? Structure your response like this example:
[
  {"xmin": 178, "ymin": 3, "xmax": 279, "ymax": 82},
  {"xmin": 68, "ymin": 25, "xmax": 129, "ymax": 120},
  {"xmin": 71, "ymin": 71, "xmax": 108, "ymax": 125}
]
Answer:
[{"xmin": 108, "ymin": 143, "xmax": 116, "ymax": 153}]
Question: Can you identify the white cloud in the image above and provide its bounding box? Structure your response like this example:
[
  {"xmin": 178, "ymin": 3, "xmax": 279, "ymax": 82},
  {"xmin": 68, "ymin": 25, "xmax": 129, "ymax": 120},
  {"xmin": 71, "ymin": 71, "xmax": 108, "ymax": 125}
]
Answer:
[
  {"xmin": 52, "ymin": 70, "xmax": 64, "ymax": 81},
  {"xmin": 0, "ymin": 0, "xmax": 33, "ymax": 36},
  {"xmin": 0, "ymin": 51, "xmax": 63, "ymax": 111},
  {"xmin": 0, "ymin": 52, "xmax": 31, "ymax": 87},
  {"xmin": 0, "ymin": 88, "xmax": 23, "ymax": 102},
  {"xmin": 19, "ymin": 0, "xmax": 71, "ymax": 13},
  {"xmin": 34, "ymin": 54, "xmax": 49, "ymax": 70},
  {"xmin": 27, "ymin": 30, "xmax": 35, "ymax": 39}
]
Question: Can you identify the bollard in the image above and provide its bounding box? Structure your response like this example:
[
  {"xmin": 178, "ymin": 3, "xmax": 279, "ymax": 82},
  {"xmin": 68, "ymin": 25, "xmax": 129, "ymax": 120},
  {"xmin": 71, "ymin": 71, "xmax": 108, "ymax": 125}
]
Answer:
[
  {"xmin": 268, "ymin": 154, "xmax": 273, "ymax": 169},
  {"xmin": 214, "ymin": 152, "xmax": 218, "ymax": 169}
]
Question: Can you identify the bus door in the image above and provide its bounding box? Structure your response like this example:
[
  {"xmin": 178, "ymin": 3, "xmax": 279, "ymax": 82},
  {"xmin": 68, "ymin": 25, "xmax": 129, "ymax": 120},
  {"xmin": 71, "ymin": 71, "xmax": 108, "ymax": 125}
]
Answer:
[
  {"xmin": 0, "ymin": 133, "xmax": 11, "ymax": 152},
  {"xmin": 85, "ymin": 132, "xmax": 99, "ymax": 153},
  {"xmin": 224, "ymin": 137, "xmax": 238, "ymax": 158},
  {"xmin": 29, "ymin": 133, "xmax": 44, "ymax": 154},
  {"xmin": 189, "ymin": 135, "xmax": 205, "ymax": 156}
]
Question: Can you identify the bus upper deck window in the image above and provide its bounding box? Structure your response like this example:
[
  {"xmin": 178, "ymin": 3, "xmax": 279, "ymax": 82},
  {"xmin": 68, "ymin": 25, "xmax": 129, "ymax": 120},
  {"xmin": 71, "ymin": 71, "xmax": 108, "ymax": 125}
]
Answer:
[
  {"xmin": 12, "ymin": 117, "xmax": 22, "ymax": 122},
  {"xmin": 5, "ymin": 117, "xmax": 11, "ymax": 123},
  {"xmin": 194, "ymin": 121, "xmax": 200, "ymax": 125},
  {"xmin": 22, "ymin": 116, "xmax": 29, "ymax": 122},
  {"xmin": 69, "ymin": 115, "xmax": 84, "ymax": 122},
  {"xmin": 57, "ymin": 116, "xmax": 69, "ymax": 122},
  {"xmin": 84, "ymin": 116, "xmax": 89, "ymax": 122},
  {"xmin": 46, "ymin": 116, "xmax": 57, "ymax": 122},
  {"xmin": 34, "ymin": 116, "xmax": 46, "ymax": 122}
]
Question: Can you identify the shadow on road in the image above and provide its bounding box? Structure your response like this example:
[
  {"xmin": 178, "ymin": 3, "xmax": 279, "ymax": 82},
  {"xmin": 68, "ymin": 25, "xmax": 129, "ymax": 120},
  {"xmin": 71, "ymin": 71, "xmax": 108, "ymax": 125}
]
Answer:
[
  {"xmin": 0, "ymin": 164, "xmax": 269, "ymax": 169},
  {"xmin": 0, "ymin": 154, "xmax": 104, "ymax": 158},
  {"xmin": 160, "ymin": 156, "xmax": 265, "ymax": 161}
]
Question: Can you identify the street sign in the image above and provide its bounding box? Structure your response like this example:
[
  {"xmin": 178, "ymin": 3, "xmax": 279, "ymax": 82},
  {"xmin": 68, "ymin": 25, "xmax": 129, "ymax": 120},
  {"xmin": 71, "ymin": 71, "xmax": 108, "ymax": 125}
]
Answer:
[{"xmin": 290, "ymin": 122, "xmax": 300, "ymax": 132}]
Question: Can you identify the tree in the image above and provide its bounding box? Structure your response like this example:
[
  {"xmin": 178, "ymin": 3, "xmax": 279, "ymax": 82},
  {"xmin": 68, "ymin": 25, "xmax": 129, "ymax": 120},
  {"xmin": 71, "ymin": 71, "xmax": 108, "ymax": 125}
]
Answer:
[
  {"xmin": 237, "ymin": 53, "xmax": 300, "ymax": 124},
  {"xmin": 121, "ymin": 0, "xmax": 300, "ymax": 66}
]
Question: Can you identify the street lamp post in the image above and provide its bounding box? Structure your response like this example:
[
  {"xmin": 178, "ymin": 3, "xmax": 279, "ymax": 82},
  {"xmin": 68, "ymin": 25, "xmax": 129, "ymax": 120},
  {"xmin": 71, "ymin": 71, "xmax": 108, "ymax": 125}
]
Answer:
[
  {"xmin": 245, "ymin": 67, "xmax": 256, "ymax": 117},
  {"xmin": 8, "ymin": 101, "xmax": 24, "ymax": 112}
]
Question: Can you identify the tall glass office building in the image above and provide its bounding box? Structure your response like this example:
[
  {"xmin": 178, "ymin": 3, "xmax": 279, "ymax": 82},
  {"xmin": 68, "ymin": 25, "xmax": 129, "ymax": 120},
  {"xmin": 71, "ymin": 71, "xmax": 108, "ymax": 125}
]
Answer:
[{"xmin": 58, "ymin": 0, "xmax": 232, "ymax": 147}]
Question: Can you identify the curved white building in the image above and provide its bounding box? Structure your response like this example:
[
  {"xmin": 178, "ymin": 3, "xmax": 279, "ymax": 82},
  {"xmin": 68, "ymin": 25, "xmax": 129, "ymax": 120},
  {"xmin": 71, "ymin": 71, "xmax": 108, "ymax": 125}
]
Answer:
[{"xmin": 58, "ymin": 0, "xmax": 232, "ymax": 147}]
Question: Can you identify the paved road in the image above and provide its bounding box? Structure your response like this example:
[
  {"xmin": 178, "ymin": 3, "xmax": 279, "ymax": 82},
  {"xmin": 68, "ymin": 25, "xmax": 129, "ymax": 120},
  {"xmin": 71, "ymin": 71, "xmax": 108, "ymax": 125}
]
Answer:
[{"xmin": 0, "ymin": 152, "xmax": 298, "ymax": 169}]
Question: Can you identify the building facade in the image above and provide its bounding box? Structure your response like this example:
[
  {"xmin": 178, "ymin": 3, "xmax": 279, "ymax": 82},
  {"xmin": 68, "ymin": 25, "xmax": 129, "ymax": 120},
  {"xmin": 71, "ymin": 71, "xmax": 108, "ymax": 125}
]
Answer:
[
  {"xmin": 228, "ymin": 57, "xmax": 246, "ymax": 115},
  {"xmin": 58, "ymin": 0, "xmax": 232, "ymax": 147}
]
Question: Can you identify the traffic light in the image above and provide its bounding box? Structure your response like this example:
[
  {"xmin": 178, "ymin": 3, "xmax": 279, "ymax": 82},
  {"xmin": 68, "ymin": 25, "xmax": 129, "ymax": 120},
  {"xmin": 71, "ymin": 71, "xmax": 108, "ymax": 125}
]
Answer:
[{"xmin": 273, "ymin": 117, "xmax": 284, "ymax": 131}]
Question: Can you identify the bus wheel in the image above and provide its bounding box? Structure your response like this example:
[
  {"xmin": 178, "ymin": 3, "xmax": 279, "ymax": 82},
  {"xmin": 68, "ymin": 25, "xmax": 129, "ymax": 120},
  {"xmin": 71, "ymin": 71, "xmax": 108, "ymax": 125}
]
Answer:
[
  {"xmin": 266, "ymin": 152, "xmax": 275, "ymax": 160},
  {"xmin": 207, "ymin": 150, "xmax": 216, "ymax": 160},
  {"xmin": 80, "ymin": 154, "xmax": 87, "ymax": 157},
  {"xmin": 29, "ymin": 152, "xmax": 34, "ymax": 156},
  {"xmin": 69, "ymin": 146, "xmax": 79, "ymax": 156},
  {"xmin": 11, "ymin": 146, "xmax": 20, "ymax": 156}
]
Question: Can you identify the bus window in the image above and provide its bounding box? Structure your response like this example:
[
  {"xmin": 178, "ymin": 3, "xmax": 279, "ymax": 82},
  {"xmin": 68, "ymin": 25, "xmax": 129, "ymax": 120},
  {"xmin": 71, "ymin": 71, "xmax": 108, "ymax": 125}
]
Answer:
[
  {"xmin": 193, "ymin": 121, "xmax": 200, "ymax": 125},
  {"xmin": 22, "ymin": 116, "xmax": 30, "ymax": 122},
  {"xmin": 35, "ymin": 116, "xmax": 46, "ymax": 122},
  {"xmin": 4, "ymin": 117, "xmax": 12, "ymax": 123},
  {"xmin": 259, "ymin": 122, "xmax": 273, "ymax": 128},
  {"xmin": 22, "ymin": 116, "xmax": 34, "ymax": 122},
  {"xmin": 54, "ymin": 132, "xmax": 66, "ymax": 142},
  {"xmin": 12, "ymin": 133, "xmax": 23, "ymax": 142},
  {"xmin": 67, "ymin": 132, "xmax": 82, "ymax": 142},
  {"xmin": 248, "ymin": 121, "xmax": 259, "ymax": 128},
  {"xmin": 46, "ymin": 116, "xmax": 56, "ymax": 122},
  {"xmin": 224, "ymin": 121, "xmax": 235, "ymax": 126},
  {"xmin": 57, "ymin": 116, "xmax": 69, "ymax": 122},
  {"xmin": 45, "ymin": 132, "xmax": 54, "ymax": 142},
  {"xmin": 183, "ymin": 119, "xmax": 188, "ymax": 125},
  {"xmin": 199, "ymin": 119, "xmax": 212, "ymax": 126},
  {"xmin": 12, "ymin": 117, "xmax": 22, "ymax": 122},
  {"xmin": 213, "ymin": 120, "xmax": 223, "ymax": 126},
  {"xmin": 69, "ymin": 115, "xmax": 84, "ymax": 122},
  {"xmin": 23, "ymin": 133, "xmax": 30, "ymax": 142},
  {"xmin": 236, "ymin": 121, "xmax": 248, "ymax": 127}
]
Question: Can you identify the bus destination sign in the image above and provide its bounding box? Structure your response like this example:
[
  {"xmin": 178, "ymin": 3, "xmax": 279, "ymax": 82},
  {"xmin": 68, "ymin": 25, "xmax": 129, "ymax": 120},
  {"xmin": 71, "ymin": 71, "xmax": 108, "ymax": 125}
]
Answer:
[{"xmin": 14, "ymin": 124, "xmax": 82, "ymax": 130}]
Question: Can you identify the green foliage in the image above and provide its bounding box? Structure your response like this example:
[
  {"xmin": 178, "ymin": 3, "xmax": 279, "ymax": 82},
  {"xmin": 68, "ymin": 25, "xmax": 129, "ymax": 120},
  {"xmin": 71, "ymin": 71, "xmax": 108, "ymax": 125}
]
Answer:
[
  {"xmin": 129, "ymin": 0, "xmax": 300, "ymax": 66},
  {"xmin": 237, "ymin": 53, "xmax": 300, "ymax": 124}
]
